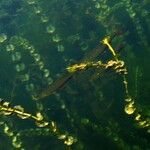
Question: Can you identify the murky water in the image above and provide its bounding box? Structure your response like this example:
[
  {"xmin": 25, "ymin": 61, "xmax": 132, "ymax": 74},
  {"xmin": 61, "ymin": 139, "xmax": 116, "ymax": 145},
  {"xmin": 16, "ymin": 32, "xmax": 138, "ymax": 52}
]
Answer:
[{"xmin": 0, "ymin": 0, "xmax": 150, "ymax": 149}]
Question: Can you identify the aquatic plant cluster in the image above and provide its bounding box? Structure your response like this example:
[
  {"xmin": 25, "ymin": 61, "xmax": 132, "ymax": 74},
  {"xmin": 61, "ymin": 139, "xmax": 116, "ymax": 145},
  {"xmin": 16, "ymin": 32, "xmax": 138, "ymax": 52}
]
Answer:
[{"xmin": 0, "ymin": 0, "xmax": 150, "ymax": 149}]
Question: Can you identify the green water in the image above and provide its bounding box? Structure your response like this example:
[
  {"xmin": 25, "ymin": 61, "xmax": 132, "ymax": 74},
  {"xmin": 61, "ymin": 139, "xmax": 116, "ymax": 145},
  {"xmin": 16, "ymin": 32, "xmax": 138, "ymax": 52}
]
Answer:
[{"xmin": 0, "ymin": 0, "xmax": 150, "ymax": 149}]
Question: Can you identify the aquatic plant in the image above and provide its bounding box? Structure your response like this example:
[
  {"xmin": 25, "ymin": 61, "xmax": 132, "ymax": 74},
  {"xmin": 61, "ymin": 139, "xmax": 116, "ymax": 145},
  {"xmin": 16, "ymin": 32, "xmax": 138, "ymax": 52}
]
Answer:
[{"xmin": 0, "ymin": 0, "xmax": 150, "ymax": 149}]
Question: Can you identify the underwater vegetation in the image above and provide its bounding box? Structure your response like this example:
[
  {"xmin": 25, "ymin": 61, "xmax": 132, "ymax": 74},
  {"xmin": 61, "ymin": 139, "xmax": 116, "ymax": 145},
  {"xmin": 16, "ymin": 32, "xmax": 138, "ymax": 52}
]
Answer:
[{"xmin": 0, "ymin": 0, "xmax": 150, "ymax": 149}]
